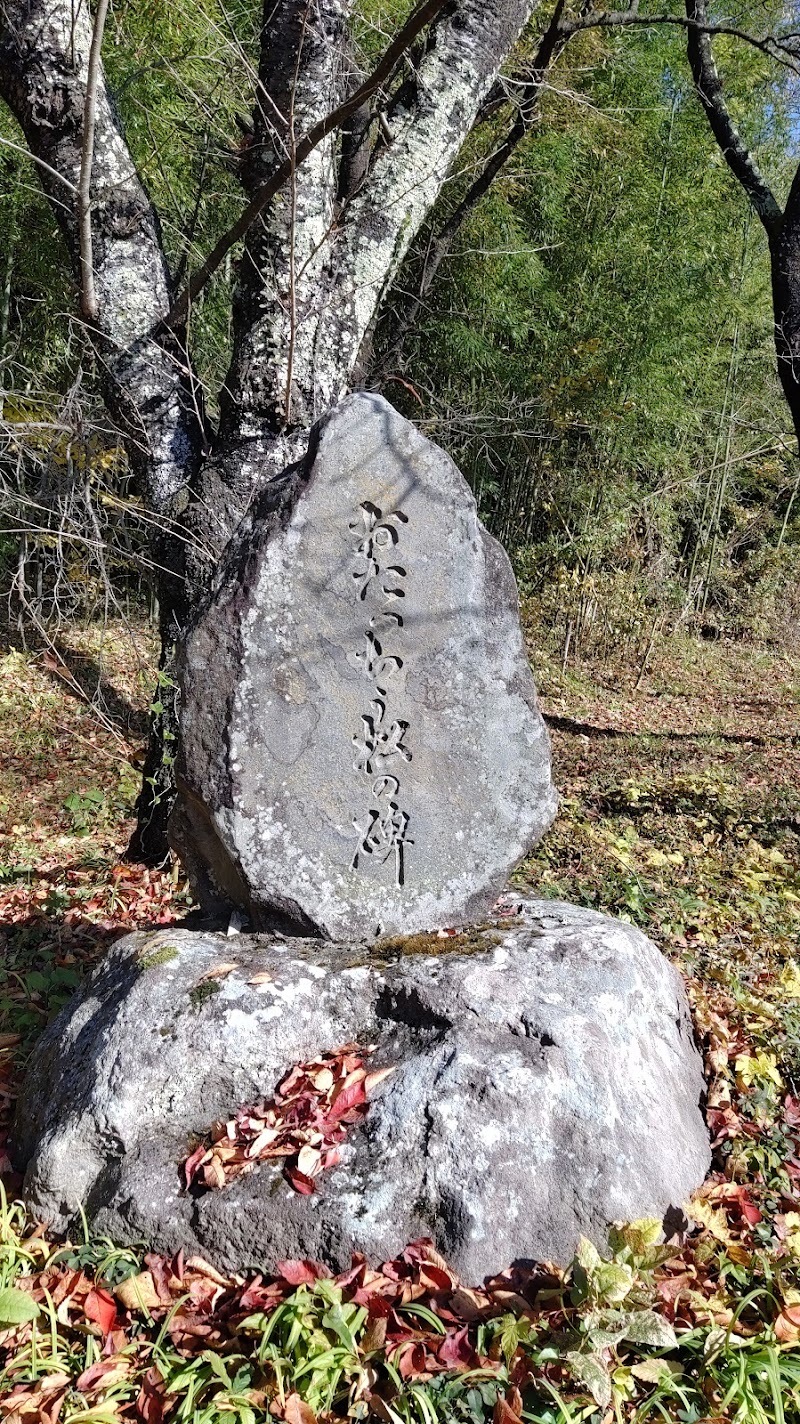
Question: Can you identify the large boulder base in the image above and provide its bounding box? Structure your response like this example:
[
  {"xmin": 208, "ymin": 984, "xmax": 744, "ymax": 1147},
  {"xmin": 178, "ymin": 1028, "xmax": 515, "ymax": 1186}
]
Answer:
[
  {"xmin": 171, "ymin": 393, "xmax": 557, "ymax": 939},
  {"xmin": 16, "ymin": 900, "xmax": 710, "ymax": 1281}
]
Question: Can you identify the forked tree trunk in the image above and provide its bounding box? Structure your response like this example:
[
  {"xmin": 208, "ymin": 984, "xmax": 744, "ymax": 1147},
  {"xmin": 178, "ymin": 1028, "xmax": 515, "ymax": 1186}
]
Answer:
[{"xmin": 0, "ymin": 0, "xmax": 542, "ymax": 861}]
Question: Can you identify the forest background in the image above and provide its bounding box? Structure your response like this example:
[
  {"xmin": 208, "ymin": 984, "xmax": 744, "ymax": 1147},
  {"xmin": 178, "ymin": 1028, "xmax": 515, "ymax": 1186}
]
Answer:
[{"xmin": 1, "ymin": 0, "xmax": 798, "ymax": 660}]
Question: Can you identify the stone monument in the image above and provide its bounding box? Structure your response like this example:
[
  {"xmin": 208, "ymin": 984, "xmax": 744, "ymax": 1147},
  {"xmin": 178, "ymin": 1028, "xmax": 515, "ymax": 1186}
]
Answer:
[
  {"xmin": 14, "ymin": 393, "xmax": 711, "ymax": 1275},
  {"xmin": 170, "ymin": 393, "xmax": 557, "ymax": 939}
]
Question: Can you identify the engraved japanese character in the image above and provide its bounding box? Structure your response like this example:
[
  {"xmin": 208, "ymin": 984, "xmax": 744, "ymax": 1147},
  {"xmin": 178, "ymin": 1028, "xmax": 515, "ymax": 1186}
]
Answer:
[
  {"xmin": 353, "ymin": 699, "xmax": 411, "ymax": 776},
  {"xmin": 369, "ymin": 610, "xmax": 403, "ymax": 631},
  {"xmin": 350, "ymin": 501, "xmax": 408, "ymax": 600},
  {"xmin": 352, "ymin": 800, "xmax": 413, "ymax": 886},
  {"xmin": 372, "ymin": 774, "xmax": 400, "ymax": 799},
  {"xmin": 351, "ymin": 629, "xmax": 402, "ymax": 693}
]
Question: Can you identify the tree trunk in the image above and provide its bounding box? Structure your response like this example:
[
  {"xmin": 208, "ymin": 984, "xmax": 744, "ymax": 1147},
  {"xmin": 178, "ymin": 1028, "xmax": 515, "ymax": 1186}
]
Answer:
[
  {"xmin": 0, "ymin": 0, "xmax": 542, "ymax": 863},
  {"xmin": 771, "ymin": 166, "xmax": 800, "ymax": 450}
]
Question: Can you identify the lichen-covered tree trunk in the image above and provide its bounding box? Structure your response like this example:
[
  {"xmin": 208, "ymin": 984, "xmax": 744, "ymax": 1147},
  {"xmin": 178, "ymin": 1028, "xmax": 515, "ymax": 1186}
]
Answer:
[{"xmin": 0, "ymin": 0, "xmax": 540, "ymax": 862}]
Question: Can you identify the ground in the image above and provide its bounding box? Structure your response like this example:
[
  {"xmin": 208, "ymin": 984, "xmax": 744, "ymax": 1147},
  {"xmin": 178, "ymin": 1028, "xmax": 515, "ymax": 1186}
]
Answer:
[{"xmin": 1, "ymin": 617, "xmax": 799, "ymax": 1421}]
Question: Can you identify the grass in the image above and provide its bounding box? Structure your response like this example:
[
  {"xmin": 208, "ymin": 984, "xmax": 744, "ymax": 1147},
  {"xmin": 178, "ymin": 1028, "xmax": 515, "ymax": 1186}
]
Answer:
[{"xmin": 1, "ymin": 617, "xmax": 799, "ymax": 1421}]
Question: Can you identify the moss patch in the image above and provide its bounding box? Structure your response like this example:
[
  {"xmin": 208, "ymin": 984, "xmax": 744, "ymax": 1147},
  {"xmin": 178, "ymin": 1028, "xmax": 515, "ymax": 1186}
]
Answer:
[
  {"xmin": 373, "ymin": 924, "xmax": 503, "ymax": 963},
  {"xmin": 188, "ymin": 978, "xmax": 223, "ymax": 1010},
  {"xmin": 138, "ymin": 945, "xmax": 179, "ymax": 971}
]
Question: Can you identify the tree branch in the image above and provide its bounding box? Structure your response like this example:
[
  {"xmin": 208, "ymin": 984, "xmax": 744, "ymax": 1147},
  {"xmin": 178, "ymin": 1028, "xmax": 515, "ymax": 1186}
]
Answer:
[
  {"xmin": 77, "ymin": 0, "xmax": 110, "ymax": 319},
  {"xmin": 376, "ymin": 0, "xmax": 569, "ymax": 378},
  {"xmin": 558, "ymin": 7, "xmax": 800, "ymax": 74},
  {"xmin": 0, "ymin": 0, "xmax": 204, "ymax": 513},
  {"xmin": 337, "ymin": 0, "xmax": 542, "ymax": 386},
  {"xmin": 683, "ymin": 0, "xmax": 783, "ymax": 241},
  {"xmin": 167, "ymin": 0, "xmax": 451, "ymax": 327}
]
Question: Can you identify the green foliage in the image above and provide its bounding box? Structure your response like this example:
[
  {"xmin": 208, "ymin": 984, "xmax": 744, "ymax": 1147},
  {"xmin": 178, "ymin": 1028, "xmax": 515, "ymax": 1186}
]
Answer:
[{"xmin": 384, "ymin": 11, "xmax": 799, "ymax": 651}]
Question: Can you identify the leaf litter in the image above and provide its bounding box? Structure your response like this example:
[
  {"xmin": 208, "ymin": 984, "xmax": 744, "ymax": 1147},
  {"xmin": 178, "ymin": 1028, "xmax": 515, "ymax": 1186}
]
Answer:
[
  {"xmin": 183, "ymin": 1045, "xmax": 396, "ymax": 1195},
  {"xmin": 3, "ymin": 630, "xmax": 800, "ymax": 1419}
]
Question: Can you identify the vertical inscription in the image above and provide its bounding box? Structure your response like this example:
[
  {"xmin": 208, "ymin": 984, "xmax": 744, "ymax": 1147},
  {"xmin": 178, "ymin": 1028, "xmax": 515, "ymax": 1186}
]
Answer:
[{"xmin": 350, "ymin": 502, "xmax": 413, "ymax": 886}]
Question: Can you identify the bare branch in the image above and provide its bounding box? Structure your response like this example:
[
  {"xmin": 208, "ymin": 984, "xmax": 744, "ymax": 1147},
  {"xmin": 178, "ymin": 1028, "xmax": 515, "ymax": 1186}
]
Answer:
[
  {"xmin": 167, "ymin": 0, "xmax": 451, "ymax": 326},
  {"xmin": 77, "ymin": 0, "xmax": 110, "ymax": 320},
  {"xmin": 558, "ymin": 6, "xmax": 800, "ymax": 74},
  {"xmin": 0, "ymin": 133, "xmax": 77, "ymax": 194}
]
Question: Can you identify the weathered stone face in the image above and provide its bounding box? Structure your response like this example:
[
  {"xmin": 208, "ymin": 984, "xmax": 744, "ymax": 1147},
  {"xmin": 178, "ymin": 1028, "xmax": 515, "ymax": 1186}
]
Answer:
[
  {"xmin": 171, "ymin": 393, "xmax": 557, "ymax": 938},
  {"xmin": 15, "ymin": 901, "xmax": 711, "ymax": 1281}
]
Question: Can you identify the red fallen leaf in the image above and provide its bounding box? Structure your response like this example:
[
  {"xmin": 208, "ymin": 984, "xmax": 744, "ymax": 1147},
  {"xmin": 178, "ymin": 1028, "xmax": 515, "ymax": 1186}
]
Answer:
[
  {"xmin": 284, "ymin": 1392, "xmax": 317, "ymax": 1424},
  {"xmin": 741, "ymin": 1201, "xmax": 762, "ymax": 1226},
  {"xmin": 397, "ymin": 1340, "xmax": 429, "ymax": 1379},
  {"xmin": 239, "ymin": 1278, "xmax": 285, "ymax": 1311},
  {"xmin": 335, "ymin": 1255, "xmax": 369, "ymax": 1289},
  {"xmin": 84, "ymin": 1286, "xmax": 117, "ymax": 1335},
  {"xmin": 356, "ymin": 1289, "xmax": 393, "ymax": 1317},
  {"xmin": 328, "ymin": 1070, "xmax": 367, "ymax": 1121},
  {"xmin": 184, "ymin": 1142, "xmax": 209, "ymax": 1189},
  {"xmin": 419, "ymin": 1264, "xmax": 456, "ymax": 1293},
  {"xmin": 76, "ymin": 1356, "xmax": 130, "ymax": 1393},
  {"xmin": 438, "ymin": 1324, "xmax": 479, "ymax": 1370},
  {"xmin": 136, "ymin": 1365, "xmax": 166, "ymax": 1424},
  {"xmin": 285, "ymin": 1166, "xmax": 316, "ymax": 1194},
  {"xmin": 276, "ymin": 1259, "xmax": 331, "ymax": 1286}
]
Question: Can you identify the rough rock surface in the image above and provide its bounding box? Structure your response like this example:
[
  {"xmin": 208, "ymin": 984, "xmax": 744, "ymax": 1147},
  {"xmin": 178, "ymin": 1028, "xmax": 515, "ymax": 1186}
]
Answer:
[
  {"xmin": 16, "ymin": 900, "xmax": 710, "ymax": 1281},
  {"xmin": 170, "ymin": 393, "xmax": 557, "ymax": 939}
]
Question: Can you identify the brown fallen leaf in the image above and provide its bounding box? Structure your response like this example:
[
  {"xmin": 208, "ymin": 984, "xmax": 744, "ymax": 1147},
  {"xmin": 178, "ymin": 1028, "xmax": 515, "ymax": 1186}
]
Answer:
[
  {"xmin": 116, "ymin": 1271, "xmax": 161, "ymax": 1312},
  {"xmin": 185, "ymin": 1256, "xmax": 233, "ymax": 1286},
  {"xmin": 775, "ymin": 1303, "xmax": 800, "ymax": 1342},
  {"xmin": 284, "ymin": 1392, "xmax": 317, "ymax": 1424},
  {"xmin": 202, "ymin": 1155, "xmax": 226, "ymax": 1189},
  {"xmin": 196, "ymin": 962, "xmax": 238, "ymax": 983},
  {"xmin": 364, "ymin": 1065, "xmax": 397, "ymax": 1094}
]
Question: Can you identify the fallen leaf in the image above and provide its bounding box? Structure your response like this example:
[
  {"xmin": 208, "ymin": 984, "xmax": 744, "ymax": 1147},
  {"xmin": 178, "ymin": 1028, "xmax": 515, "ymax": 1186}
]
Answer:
[
  {"xmin": 184, "ymin": 1141, "xmax": 209, "ymax": 1189},
  {"xmin": 76, "ymin": 1355, "xmax": 131, "ymax": 1393},
  {"xmin": 196, "ymin": 962, "xmax": 238, "ymax": 983},
  {"xmin": 136, "ymin": 1365, "xmax": 166, "ymax": 1424},
  {"xmin": 276, "ymin": 1259, "xmax": 329, "ymax": 1286},
  {"xmin": 493, "ymin": 1396, "xmax": 523, "ymax": 1424},
  {"xmin": 285, "ymin": 1166, "xmax": 316, "ymax": 1194},
  {"xmin": 438, "ymin": 1325, "xmax": 478, "ymax": 1370},
  {"xmin": 185, "ymin": 1256, "xmax": 232, "ymax": 1286},
  {"xmin": 84, "ymin": 1287, "xmax": 117, "ymax": 1335},
  {"xmin": 297, "ymin": 1144, "xmax": 323, "ymax": 1177},
  {"xmin": 284, "ymin": 1392, "xmax": 317, "ymax": 1424},
  {"xmin": 364, "ymin": 1065, "xmax": 397, "ymax": 1094},
  {"xmin": 115, "ymin": 1270, "xmax": 161, "ymax": 1313}
]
